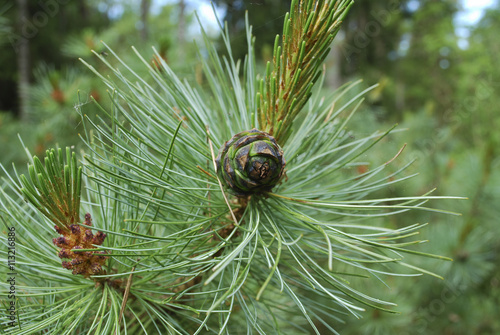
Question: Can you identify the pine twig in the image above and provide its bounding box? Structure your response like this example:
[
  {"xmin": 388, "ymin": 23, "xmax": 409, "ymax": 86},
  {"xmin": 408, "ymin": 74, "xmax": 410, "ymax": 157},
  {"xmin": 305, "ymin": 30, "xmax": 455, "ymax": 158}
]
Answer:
[
  {"xmin": 116, "ymin": 264, "xmax": 136, "ymax": 333},
  {"xmin": 257, "ymin": 0, "xmax": 354, "ymax": 144}
]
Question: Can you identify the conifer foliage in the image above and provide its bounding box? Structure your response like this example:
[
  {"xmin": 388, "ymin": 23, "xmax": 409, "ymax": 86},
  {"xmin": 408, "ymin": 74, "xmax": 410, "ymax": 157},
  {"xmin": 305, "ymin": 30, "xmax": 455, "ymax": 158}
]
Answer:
[{"xmin": 0, "ymin": 0, "xmax": 461, "ymax": 333}]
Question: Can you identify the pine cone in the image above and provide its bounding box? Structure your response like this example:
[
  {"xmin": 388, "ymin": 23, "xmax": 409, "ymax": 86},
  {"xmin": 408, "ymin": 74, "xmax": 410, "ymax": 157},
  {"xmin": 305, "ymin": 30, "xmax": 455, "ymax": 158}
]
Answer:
[{"xmin": 216, "ymin": 129, "xmax": 285, "ymax": 195}]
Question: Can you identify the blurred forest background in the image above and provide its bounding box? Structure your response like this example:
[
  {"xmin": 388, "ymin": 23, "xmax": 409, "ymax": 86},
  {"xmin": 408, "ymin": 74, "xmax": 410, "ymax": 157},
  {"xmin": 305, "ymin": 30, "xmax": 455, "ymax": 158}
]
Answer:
[{"xmin": 0, "ymin": 0, "xmax": 499, "ymax": 334}]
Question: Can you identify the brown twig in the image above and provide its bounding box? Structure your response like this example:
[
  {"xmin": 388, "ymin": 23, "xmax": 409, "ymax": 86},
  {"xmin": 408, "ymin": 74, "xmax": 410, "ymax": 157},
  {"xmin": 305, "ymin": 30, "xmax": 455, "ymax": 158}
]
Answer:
[{"xmin": 116, "ymin": 263, "xmax": 136, "ymax": 332}]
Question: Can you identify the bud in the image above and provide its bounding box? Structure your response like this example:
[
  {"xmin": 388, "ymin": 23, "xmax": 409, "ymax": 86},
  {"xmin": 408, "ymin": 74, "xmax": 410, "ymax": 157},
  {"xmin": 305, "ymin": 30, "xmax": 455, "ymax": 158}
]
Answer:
[
  {"xmin": 93, "ymin": 231, "xmax": 106, "ymax": 245},
  {"xmin": 53, "ymin": 236, "xmax": 67, "ymax": 247},
  {"xmin": 83, "ymin": 230, "xmax": 94, "ymax": 242},
  {"xmin": 69, "ymin": 224, "xmax": 80, "ymax": 234}
]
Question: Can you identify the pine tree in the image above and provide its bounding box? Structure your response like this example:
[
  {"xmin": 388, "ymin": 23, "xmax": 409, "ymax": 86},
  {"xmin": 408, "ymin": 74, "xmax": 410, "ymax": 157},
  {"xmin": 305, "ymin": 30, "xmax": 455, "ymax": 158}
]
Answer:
[{"xmin": 0, "ymin": 1, "xmax": 462, "ymax": 333}]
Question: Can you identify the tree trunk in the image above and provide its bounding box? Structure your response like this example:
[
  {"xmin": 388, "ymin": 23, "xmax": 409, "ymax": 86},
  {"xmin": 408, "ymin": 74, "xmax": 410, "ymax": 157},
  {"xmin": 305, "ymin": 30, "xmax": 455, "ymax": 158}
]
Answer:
[
  {"xmin": 177, "ymin": 0, "xmax": 186, "ymax": 58},
  {"xmin": 17, "ymin": 0, "xmax": 30, "ymax": 120},
  {"xmin": 79, "ymin": 0, "xmax": 89, "ymax": 23},
  {"xmin": 140, "ymin": 0, "xmax": 151, "ymax": 41}
]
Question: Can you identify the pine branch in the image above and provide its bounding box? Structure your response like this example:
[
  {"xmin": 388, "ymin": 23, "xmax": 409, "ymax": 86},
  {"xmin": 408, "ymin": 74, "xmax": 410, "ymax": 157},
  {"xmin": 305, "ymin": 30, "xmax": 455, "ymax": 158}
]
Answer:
[
  {"xmin": 257, "ymin": 0, "xmax": 354, "ymax": 144},
  {"xmin": 19, "ymin": 147, "xmax": 82, "ymax": 229}
]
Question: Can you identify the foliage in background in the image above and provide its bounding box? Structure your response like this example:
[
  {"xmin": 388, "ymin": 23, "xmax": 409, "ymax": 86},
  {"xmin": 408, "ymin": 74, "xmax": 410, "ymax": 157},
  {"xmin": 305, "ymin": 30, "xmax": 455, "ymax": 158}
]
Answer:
[
  {"xmin": 0, "ymin": 1, "xmax": 109, "ymax": 115},
  {"xmin": 212, "ymin": 0, "xmax": 292, "ymax": 62},
  {"xmin": 0, "ymin": 1, "xmax": 198, "ymax": 175}
]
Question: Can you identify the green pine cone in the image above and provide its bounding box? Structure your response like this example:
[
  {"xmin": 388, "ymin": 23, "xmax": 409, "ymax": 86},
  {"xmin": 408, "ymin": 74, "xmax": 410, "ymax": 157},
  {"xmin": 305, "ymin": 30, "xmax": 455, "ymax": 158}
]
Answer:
[{"xmin": 216, "ymin": 129, "xmax": 285, "ymax": 196}]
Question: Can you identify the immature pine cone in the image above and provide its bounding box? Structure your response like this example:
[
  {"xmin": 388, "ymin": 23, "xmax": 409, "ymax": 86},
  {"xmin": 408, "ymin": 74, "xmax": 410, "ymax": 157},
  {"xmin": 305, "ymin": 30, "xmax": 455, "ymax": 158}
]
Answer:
[{"xmin": 216, "ymin": 129, "xmax": 285, "ymax": 195}]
